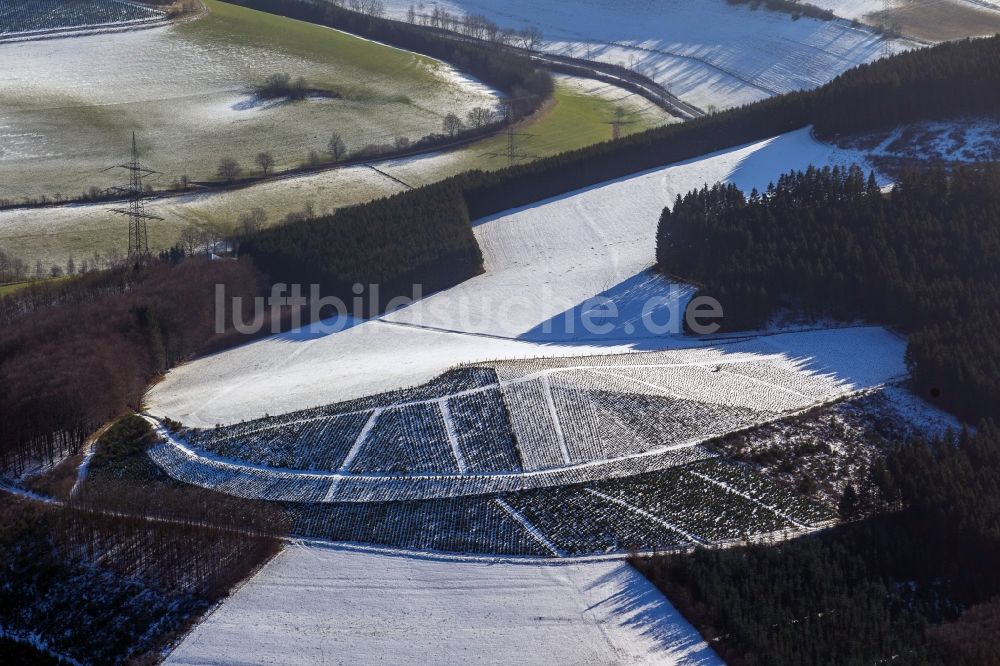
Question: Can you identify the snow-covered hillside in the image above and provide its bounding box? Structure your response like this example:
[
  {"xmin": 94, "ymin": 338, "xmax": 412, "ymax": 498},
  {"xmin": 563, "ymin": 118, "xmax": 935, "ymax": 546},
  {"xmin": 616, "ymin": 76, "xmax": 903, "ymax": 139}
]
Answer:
[
  {"xmin": 383, "ymin": 0, "xmax": 910, "ymax": 109},
  {"xmin": 385, "ymin": 128, "xmax": 876, "ymax": 339},
  {"xmin": 147, "ymin": 128, "xmax": 881, "ymax": 427},
  {"xmin": 165, "ymin": 544, "xmax": 722, "ymax": 665}
]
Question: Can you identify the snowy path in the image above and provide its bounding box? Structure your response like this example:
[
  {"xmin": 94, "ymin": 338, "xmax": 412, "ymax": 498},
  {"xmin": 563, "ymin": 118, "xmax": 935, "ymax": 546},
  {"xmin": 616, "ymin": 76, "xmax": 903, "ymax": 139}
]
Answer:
[{"xmin": 165, "ymin": 543, "xmax": 722, "ymax": 665}]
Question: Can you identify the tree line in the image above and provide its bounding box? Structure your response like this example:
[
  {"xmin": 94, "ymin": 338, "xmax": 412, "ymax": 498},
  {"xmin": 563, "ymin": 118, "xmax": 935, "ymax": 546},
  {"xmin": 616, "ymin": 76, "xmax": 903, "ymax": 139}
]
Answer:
[
  {"xmin": 656, "ymin": 164, "xmax": 1000, "ymax": 424},
  {"xmin": 0, "ymin": 259, "xmax": 267, "ymax": 476},
  {"xmin": 725, "ymin": 0, "xmax": 836, "ymax": 22},
  {"xmin": 460, "ymin": 34, "xmax": 1000, "ymax": 218},
  {"xmin": 632, "ymin": 422, "xmax": 1000, "ymax": 666},
  {"xmin": 208, "ymin": 102, "xmax": 498, "ymax": 186},
  {"xmin": 241, "ymin": 181, "xmax": 482, "ymax": 311},
  {"xmin": 812, "ymin": 35, "xmax": 1000, "ymax": 137}
]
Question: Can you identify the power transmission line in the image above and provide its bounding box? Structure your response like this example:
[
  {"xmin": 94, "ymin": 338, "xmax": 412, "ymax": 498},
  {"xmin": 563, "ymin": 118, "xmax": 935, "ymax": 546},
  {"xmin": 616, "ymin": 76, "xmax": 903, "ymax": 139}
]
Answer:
[
  {"xmin": 484, "ymin": 101, "xmax": 535, "ymax": 166},
  {"xmin": 106, "ymin": 133, "xmax": 162, "ymax": 266}
]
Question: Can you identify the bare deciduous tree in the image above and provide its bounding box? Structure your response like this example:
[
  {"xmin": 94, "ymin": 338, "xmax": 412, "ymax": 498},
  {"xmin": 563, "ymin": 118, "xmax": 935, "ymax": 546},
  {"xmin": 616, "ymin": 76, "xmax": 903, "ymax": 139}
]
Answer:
[
  {"xmin": 328, "ymin": 133, "xmax": 347, "ymax": 161},
  {"xmin": 466, "ymin": 107, "xmax": 496, "ymax": 129},
  {"xmin": 519, "ymin": 26, "xmax": 543, "ymax": 51},
  {"xmin": 202, "ymin": 223, "xmax": 226, "ymax": 255},
  {"xmin": 255, "ymin": 151, "xmax": 275, "ymax": 176},
  {"xmin": 443, "ymin": 113, "xmax": 464, "ymax": 136},
  {"xmin": 238, "ymin": 208, "xmax": 268, "ymax": 237},
  {"xmin": 498, "ymin": 27, "xmax": 517, "ymax": 46},
  {"xmin": 0, "ymin": 248, "xmax": 28, "ymax": 284},
  {"xmin": 217, "ymin": 158, "xmax": 242, "ymax": 183},
  {"xmin": 350, "ymin": 0, "xmax": 384, "ymax": 17},
  {"xmin": 179, "ymin": 224, "xmax": 204, "ymax": 256}
]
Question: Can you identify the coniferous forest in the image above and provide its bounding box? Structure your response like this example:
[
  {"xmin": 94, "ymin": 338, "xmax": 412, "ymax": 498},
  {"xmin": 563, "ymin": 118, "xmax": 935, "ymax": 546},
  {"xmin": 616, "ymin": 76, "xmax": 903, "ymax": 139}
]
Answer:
[
  {"xmin": 633, "ymin": 424, "xmax": 1000, "ymax": 666},
  {"xmin": 240, "ymin": 35, "xmax": 1000, "ymax": 301},
  {"xmin": 646, "ymin": 165, "xmax": 1000, "ymax": 663},
  {"xmin": 242, "ymin": 182, "xmax": 483, "ymax": 310},
  {"xmin": 656, "ymin": 165, "xmax": 1000, "ymax": 424}
]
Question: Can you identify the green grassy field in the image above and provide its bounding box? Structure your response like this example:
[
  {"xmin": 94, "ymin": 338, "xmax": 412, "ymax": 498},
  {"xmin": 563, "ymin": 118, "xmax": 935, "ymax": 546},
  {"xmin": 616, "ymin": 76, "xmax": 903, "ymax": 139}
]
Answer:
[
  {"xmin": 0, "ymin": 275, "xmax": 71, "ymax": 298},
  {"xmin": 393, "ymin": 77, "xmax": 674, "ymax": 186},
  {"xmin": 0, "ymin": 282, "xmax": 29, "ymax": 298},
  {"xmin": 177, "ymin": 0, "xmax": 442, "ymax": 95}
]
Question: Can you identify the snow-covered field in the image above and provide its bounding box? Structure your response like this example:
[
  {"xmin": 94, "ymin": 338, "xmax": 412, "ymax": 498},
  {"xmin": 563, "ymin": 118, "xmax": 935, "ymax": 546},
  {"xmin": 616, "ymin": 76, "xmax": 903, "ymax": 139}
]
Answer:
[
  {"xmin": 384, "ymin": 0, "xmax": 912, "ymax": 110},
  {"xmin": 165, "ymin": 544, "xmax": 721, "ymax": 666},
  {"xmin": 149, "ymin": 326, "xmax": 906, "ymax": 503},
  {"xmin": 386, "ymin": 128, "xmax": 878, "ymax": 339},
  {"xmin": 147, "ymin": 127, "xmax": 881, "ymax": 426},
  {"xmin": 0, "ymin": 0, "xmax": 499, "ymax": 201}
]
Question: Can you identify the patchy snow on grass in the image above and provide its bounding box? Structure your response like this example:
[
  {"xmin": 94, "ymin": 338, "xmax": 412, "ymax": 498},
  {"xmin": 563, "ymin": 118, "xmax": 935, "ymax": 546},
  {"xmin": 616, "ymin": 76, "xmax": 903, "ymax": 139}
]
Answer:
[
  {"xmin": 146, "ymin": 127, "xmax": 883, "ymax": 427},
  {"xmin": 0, "ymin": 7, "xmax": 499, "ymax": 201},
  {"xmin": 164, "ymin": 544, "xmax": 721, "ymax": 666},
  {"xmin": 383, "ymin": 0, "xmax": 909, "ymax": 110}
]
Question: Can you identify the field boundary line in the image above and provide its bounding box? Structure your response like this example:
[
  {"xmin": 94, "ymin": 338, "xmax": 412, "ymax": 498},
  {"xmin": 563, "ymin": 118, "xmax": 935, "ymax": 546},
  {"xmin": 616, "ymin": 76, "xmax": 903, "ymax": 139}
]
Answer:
[
  {"xmin": 716, "ymin": 367, "xmax": 815, "ymax": 401},
  {"xmin": 364, "ymin": 164, "xmax": 414, "ymax": 190},
  {"xmin": 585, "ymin": 489, "xmax": 708, "ymax": 546},
  {"xmin": 337, "ymin": 409, "xmax": 382, "ymax": 473},
  {"xmin": 495, "ymin": 499, "xmax": 566, "ymax": 557},
  {"xmin": 687, "ymin": 470, "xmax": 811, "ymax": 529},
  {"xmin": 438, "ymin": 399, "xmax": 467, "ymax": 473},
  {"xmin": 541, "ymin": 375, "xmax": 571, "ymax": 464}
]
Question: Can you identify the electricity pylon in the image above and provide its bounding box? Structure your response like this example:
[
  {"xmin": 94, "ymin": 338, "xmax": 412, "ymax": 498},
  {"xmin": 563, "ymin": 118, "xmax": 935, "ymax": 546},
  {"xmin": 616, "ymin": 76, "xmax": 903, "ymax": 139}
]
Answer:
[{"xmin": 107, "ymin": 133, "xmax": 162, "ymax": 265}]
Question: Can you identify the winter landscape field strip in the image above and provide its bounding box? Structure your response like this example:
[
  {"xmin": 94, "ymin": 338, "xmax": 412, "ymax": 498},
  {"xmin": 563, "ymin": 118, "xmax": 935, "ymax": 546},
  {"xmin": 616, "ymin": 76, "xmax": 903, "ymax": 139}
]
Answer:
[
  {"xmin": 146, "ymin": 129, "xmax": 885, "ymax": 427},
  {"xmin": 226, "ymin": 455, "xmax": 832, "ymax": 557},
  {"xmin": 381, "ymin": 0, "xmax": 912, "ymax": 109},
  {"xmin": 0, "ymin": 0, "xmax": 499, "ymax": 201},
  {"xmin": 164, "ymin": 545, "xmax": 724, "ymax": 665}
]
